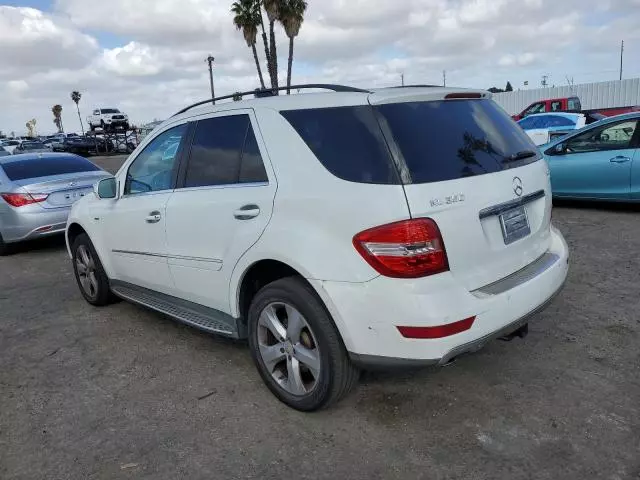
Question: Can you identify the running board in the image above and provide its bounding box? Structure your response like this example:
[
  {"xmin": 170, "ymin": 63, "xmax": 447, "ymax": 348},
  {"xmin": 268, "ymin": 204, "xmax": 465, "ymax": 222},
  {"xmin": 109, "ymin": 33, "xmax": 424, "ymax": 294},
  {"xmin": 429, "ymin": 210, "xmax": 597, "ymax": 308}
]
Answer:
[{"xmin": 110, "ymin": 280, "xmax": 240, "ymax": 338}]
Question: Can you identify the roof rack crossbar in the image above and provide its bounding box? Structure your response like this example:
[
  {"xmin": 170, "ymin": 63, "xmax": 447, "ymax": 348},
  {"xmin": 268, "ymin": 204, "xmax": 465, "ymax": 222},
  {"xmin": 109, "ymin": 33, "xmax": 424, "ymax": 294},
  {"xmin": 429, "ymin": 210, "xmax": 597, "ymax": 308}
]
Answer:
[{"xmin": 172, "ymin": 84, "xmax": 371, "ymax": 117}]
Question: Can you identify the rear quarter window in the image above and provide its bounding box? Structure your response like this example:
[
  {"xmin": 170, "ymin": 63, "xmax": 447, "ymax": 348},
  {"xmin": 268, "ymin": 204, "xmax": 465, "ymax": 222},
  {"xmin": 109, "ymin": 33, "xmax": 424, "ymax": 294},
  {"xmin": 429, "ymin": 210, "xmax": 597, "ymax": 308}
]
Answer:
[
  {"xmin": 375, "ymin": 99, "xmax": 539, "ymax": 184},
  {"xmin": 280, "ymin": 106, "xmax": 400, "ymax": 184},
  {"xmin": 1, "ymin": 156, "xmax": 99, "ymax": 181}
]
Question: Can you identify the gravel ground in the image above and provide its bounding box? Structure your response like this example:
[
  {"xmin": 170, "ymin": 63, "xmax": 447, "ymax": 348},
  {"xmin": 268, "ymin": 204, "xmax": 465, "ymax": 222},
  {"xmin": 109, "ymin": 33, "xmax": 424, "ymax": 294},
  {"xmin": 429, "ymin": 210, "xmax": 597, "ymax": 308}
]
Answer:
[{"xmin": 1, "ymin": 155, "xmax": 639, "ymax": 479}]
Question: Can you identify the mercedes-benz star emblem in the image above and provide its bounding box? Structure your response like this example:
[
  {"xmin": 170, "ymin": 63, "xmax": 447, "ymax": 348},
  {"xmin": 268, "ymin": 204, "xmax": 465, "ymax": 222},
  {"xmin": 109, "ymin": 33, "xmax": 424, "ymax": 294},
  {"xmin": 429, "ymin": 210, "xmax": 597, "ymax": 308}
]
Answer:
[{"xmin": 512, "ymin": 177, "xmax": 523, "ymax": 197}]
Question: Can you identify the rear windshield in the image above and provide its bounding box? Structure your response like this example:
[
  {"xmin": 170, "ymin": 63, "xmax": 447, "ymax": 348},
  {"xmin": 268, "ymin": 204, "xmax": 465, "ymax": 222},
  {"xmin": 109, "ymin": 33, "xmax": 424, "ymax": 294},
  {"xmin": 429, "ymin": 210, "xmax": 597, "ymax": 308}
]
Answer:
[
  {"xmin": 375, "ymin": 100, "xmax": 539, "ymax": 184},
  {"xmin": 1, "ymin": 156, "xmax": 99, "ymax": 181},
  {"xmin": 22, "ymin": 142, "xmax": 45, "ymax": 149},
  {"xmin": 281, "ymin": 99, "xmax": 539, "ymax": 185}
]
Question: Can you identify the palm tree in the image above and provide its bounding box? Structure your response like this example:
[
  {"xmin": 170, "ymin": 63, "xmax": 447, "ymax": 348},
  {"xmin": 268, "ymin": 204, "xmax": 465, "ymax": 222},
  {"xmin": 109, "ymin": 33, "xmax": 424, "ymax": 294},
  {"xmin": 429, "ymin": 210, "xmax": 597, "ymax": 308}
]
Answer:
[
  {"xmin": 279, "ymin": 0, "xmax": 307, "ymax": 94},
  {"xmin": 52, "ymin": 105, "xmax": 63, "ymax": 133},
  {"xmin": 70, "ymin": 91, "xmax": 85, "ymax": 135},
  {"xmin": 232, "ymin": 0, "xmax": 266, "ymax": 89},
  {"xmin": 263, "ymin": 0, "xmax": 280, "ymax": 92}
]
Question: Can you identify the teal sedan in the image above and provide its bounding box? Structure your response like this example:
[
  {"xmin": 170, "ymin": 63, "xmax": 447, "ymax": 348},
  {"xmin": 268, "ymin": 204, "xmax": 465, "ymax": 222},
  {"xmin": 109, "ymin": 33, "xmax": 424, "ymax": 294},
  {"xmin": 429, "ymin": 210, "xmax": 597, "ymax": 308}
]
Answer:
[{"xmin": 541, "ymin": 112, "xmax": 640, "ymax": 201}]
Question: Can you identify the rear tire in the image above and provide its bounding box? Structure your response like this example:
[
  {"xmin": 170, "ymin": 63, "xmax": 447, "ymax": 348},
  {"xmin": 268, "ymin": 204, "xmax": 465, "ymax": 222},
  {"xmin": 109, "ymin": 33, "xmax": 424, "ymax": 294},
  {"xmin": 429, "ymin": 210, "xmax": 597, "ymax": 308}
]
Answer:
[
  {"xmin": 71, "ymin": 233, "xmax": 116, "ymax": 306},
  {"xmin": 248, "ymin": 276, "xmax": 359, "ymax": 411}
]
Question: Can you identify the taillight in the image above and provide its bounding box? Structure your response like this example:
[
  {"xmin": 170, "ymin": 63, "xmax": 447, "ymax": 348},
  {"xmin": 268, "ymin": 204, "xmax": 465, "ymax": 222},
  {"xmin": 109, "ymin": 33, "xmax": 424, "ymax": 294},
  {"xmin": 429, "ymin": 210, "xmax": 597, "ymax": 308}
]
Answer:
[
  {"xmin": 353, "ymin": 218, "xmax": 449, "ymax": 278},
  {"xmin": 1, "ymin": 193, "xmax": 49, "ymax": 207}
]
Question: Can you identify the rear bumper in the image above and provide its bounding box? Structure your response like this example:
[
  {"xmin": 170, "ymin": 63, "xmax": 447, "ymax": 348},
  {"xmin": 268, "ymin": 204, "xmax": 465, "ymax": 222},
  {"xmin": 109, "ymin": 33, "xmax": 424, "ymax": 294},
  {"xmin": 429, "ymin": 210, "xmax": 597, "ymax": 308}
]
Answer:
[
  {"xmin": 310, "ymin": 226, "xmax": 569, "ymax": 366},
  {"xmin": 0, "ymin": 205, "xmax": 70, "ymax": 243}
]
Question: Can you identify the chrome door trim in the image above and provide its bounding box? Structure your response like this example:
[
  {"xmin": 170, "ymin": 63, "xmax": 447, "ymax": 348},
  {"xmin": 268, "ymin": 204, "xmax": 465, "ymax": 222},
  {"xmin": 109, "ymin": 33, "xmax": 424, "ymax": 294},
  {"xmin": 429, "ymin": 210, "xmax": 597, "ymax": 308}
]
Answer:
[{"xmin": 112, "ymin": 249, "xmax": 222, "ymax": 264}]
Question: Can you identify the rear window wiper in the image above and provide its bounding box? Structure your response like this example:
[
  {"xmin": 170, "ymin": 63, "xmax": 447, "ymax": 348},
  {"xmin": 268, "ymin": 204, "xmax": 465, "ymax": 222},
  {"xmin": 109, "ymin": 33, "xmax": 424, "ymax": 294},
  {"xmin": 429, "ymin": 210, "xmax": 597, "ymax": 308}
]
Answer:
[{"xmin": 505, "ymin": 150, "xmax": 538, "ymax": 162}]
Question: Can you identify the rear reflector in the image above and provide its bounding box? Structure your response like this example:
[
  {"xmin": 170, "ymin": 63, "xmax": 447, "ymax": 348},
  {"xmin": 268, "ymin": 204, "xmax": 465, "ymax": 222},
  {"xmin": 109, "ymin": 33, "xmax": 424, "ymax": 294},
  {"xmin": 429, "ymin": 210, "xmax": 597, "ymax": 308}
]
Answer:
[
  {"xmin": 35, "ymin": 225, "xmax": 53, "ymax": 232},
  {"xmin": 353, "ymin": 218, "xmax": 448, "ymax": 278},
  {"xmin": 445, "ymin": 93, "xmax": 483, "ymax": 99},
  {"xmin": 1, "ymin": 192, "xmax": 49, "ymax": 207},
  {"xmin": 397, "ymin": 317, "xmax": 475, "ymax": 339}
]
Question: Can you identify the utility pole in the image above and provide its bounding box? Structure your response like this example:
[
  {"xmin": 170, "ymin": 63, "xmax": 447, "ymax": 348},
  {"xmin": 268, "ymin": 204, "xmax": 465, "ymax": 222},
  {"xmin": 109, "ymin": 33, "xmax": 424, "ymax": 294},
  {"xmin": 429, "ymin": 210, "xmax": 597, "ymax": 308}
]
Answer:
[
  {"xmin": 401, "ymin": 73, "xmax": 404, "ymax": 86},
  {"xmin": 619, "ymin": 40, "xmax": 624, "ymax": 81},
  {"xmin": 442, "ymin": 70, "xmax": 446, "ymax": 87},
  {"xmin": 205, "ymin": 55, "xmax": 215, "ymax": 104},
  {"xmin": 541, "ymin": 75, "xmax": 548, "ymax": 88}
]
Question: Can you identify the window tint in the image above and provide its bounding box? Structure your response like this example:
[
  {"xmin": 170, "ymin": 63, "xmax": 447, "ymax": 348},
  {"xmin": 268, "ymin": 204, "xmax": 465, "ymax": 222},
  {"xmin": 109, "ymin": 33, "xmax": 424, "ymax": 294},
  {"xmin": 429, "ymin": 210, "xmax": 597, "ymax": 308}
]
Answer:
[
  {"xmin": 239, "ymin": 126, "xmax": 268, "ymax": 183},
  {"xmin": 550, "ymin": 101, "xmax": 562, "ymax": 112},
  {"xmin": 125, "ymin": 123, "xmax": 187, "ymax": 194},
  {"xmin": 1, "ymin": 155, "xmax": 99, "ymax": 181},
  {"xmin": 566, "ymin": 120, "xmax": 638, "ymax": 153},
  {"xmin": 184, "ymin": 115, "xmax": 248, "ymax": 188},
  {"xmin": 376, "ymin": 100, "xmax": 539, "ymax": 184},
  {"xmin": 281, "ymin": 106, "xmax": 399, "ymax": 184}
]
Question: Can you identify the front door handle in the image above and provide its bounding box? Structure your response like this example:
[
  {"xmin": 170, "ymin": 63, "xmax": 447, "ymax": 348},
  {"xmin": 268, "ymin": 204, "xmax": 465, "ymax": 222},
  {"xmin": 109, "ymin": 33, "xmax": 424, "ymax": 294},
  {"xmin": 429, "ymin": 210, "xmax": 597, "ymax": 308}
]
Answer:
[
  {"xmin": 234, "ymin": 204, "xmax": 260, "ymax": 220},
  {"xmin": 610, "ymin": 156, "xmax": 631, "ymax": 163},
  {"xmin": 145, "ymin": 211, "xmax": 162, "ymax": 223}
]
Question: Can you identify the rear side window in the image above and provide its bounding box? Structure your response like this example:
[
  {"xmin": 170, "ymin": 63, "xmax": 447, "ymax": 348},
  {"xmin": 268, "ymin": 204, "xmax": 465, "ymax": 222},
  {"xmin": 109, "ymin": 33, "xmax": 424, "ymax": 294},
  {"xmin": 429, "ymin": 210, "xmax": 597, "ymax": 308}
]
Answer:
[
  {"xmin": 1, "ymin": 156, "xmax": 99, "ymax": 181},
  {"xmin": 281, "ymin": 106, "xmax": 399, "ymax": 184},
  {"xmin": 375, "ymin": 100, "xmax": 539, "ymax": 184},
  {"xmin": 184, "ymin": 115, "xmax": 267, "ymax": 188}
]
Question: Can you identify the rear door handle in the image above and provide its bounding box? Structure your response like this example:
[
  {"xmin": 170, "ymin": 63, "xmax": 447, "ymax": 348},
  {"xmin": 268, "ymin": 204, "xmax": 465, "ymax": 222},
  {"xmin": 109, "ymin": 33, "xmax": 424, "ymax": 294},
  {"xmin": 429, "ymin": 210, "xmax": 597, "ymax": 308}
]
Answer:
[
  {"xmin": 234, "ymin": 204, "xmax": 260, "ymax": 220},
  {"xmin": 145, "ymin": 211, "xmax": 162, "ymax": 223},
  {"xmin": 610, "ymin": 156, "xmax": 631, "ymax": 163}
]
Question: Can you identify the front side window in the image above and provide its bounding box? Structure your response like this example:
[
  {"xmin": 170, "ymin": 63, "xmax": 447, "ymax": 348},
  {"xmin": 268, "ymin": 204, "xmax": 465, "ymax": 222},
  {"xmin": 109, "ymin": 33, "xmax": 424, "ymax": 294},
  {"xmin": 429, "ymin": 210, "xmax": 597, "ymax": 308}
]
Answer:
[
  {"xmin": 550, "ymin": 101, "xmax": 562, "ymax": 112},
  {"xmin": 183, "ymin": 114, "xmax": 268, "ymax": 188},
  {"xmin": 125, "ymin": 123, "xmax": 187, "ymax": 194},
  {"xmin": 525, "ymin": 102, "xmax": 545, "ymax": 115},
  {"xmin": 565, "ymin": 120, "xmax": 638, "ymax": 153}
]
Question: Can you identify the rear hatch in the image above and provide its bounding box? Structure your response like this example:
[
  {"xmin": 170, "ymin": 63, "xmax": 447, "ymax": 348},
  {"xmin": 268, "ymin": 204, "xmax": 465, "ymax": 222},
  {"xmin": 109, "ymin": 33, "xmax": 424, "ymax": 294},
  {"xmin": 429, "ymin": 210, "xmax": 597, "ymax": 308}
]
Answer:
[
  {"xmin": 2, "ymin": 155, "xmax": 109, "ymax": 209},
  {"xmin": 370, "ymin": 90, "xmax": 552, "ymax": 291}
]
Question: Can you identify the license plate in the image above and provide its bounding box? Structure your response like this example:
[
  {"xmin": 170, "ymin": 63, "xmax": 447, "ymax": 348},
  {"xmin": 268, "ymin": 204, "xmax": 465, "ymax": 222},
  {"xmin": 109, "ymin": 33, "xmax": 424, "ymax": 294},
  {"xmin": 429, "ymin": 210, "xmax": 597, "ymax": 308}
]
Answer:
[{"xmin": 499, "ymin": 206, "xmax": 530, "ymax": 244}]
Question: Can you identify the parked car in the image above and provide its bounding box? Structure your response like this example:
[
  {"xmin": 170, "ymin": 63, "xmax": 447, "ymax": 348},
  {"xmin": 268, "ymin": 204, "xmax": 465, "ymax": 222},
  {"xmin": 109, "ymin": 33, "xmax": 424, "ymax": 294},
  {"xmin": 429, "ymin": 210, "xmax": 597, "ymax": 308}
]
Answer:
[
  {"xmin": 0, "ymin": 140, "xmax": 21, "ymax": 154},
  {"xmin": 541, "ymin": 112, "xmax": 640, "ymax": 201},
  {"xmin": 512, "ymin": 96, "xmax": 639, "ymax": 121},
  {"xmin": 66, "ymin": 85, "xmax": 569, "ymax": 411},
  {"xmin": 88, "ymin": 108, "xmax": 130, "ymax": 131},
  {"xmin": 518, "ymin": 112, "xmax": 587, "ymax": 146},
  {"xmin": 14, "ymin": 141, "xmax": 49, "ymax": 154},
  {"xmin": 0, "ymin": 153, "xmax": 111, "ymax": 255},
  {"xmin": 42, "ymin": 138, "xmax": 57, "ymax": 150}
]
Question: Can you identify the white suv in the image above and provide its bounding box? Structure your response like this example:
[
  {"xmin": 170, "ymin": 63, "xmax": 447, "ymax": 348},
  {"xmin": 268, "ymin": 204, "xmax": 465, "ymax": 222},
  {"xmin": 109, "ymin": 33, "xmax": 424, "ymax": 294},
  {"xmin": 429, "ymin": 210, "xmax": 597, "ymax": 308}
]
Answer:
[{"xmin": 66, "ymin": 85, "xmax": 569, "ymax": 411}]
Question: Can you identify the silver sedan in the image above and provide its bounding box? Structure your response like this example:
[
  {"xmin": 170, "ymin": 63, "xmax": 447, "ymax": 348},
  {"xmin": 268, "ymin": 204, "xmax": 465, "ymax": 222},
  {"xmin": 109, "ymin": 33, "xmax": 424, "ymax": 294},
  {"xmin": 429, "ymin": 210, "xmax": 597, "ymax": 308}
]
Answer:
[{"xmin": 0, "ymin": 152, "xmax": 111, "ymax": 255}]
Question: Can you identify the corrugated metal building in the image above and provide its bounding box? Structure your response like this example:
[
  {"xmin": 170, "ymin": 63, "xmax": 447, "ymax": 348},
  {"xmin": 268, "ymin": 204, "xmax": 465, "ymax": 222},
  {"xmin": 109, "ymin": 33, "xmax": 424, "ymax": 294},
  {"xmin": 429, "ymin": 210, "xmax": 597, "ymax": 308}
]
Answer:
[{"xmin": 492, "ymin": 78, "xmax": 640, "ymax": 115}]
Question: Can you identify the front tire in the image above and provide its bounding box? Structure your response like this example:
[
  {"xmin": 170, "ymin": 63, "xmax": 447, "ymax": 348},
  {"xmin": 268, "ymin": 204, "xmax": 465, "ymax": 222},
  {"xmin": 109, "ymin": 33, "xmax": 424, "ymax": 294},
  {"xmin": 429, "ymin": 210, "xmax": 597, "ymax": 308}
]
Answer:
[
  {"xmin": 71, "ymin": 233, "xmax": 115, "ymax": 306},
  {"xmin": 248, "ymin": 277, "xmax": 359, "ymax": 411}
]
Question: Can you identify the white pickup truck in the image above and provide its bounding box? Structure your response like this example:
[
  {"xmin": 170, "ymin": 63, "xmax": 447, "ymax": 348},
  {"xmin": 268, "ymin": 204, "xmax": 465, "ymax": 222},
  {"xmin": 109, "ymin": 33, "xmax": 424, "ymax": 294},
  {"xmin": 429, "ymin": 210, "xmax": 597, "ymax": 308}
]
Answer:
[{"xmin": 87, "ymin": 108, "xmax": 130, "ymax": 131}]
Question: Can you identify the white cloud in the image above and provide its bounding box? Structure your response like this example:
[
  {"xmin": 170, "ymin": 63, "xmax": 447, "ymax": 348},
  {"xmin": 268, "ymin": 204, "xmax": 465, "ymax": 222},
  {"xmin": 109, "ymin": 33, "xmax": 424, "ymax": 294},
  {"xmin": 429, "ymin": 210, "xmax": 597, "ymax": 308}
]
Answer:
[{"xmin": 1, "ymin": 0, "xmax": 639, "ymax": 136}]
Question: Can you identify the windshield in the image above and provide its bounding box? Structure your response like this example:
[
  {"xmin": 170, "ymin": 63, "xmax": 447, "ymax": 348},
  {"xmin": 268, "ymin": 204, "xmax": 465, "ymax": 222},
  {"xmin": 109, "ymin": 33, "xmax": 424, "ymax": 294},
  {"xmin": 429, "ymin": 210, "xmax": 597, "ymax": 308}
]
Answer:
[
  {"xmin": 375, "ymin": 99, "xmax": 539, "ymax": 184},
  {"xmin": 101, "ymin": 109, "xmax": 120, "ymax": 114}
]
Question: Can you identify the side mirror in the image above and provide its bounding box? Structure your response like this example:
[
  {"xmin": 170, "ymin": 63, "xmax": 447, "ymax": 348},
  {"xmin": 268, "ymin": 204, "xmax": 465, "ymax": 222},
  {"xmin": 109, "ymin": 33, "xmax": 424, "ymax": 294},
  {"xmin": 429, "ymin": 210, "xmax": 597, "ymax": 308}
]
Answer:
[{"xmin": 94, "ymin": 177, "xmax": 118, "ymax": 199}]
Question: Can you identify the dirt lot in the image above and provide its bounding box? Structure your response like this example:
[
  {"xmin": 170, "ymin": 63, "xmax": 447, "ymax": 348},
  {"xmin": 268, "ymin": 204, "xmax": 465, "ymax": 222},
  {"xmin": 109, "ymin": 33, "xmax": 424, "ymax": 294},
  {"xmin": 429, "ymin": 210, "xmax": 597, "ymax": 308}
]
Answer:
[{"xmin": 1, "ymin": 155, "xmax": 639, "ymax": 479}]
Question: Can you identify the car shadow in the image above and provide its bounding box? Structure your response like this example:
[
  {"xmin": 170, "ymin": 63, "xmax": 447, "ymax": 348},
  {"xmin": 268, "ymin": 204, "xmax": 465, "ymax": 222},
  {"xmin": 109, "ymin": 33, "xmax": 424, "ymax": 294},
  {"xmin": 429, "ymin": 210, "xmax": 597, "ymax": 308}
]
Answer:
[{"xmin": 5, "ymin": 234, "xmax": 68, "ymax": 255}]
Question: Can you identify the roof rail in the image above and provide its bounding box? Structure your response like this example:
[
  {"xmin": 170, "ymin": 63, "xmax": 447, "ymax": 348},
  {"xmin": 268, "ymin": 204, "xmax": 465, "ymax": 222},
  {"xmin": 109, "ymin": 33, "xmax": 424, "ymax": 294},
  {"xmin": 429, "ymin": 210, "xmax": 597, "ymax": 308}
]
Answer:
[{"xmin": 171, "ymin": 84, "xmax": 371, "ymax": 117}]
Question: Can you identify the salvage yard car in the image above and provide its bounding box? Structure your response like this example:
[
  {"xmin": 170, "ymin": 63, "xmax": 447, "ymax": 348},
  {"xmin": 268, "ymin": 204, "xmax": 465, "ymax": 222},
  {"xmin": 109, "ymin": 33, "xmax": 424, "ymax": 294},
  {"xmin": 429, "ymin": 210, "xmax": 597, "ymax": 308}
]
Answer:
[
  {"xmin": 0, "ymin": 153, "xmax": 111, "ymax": 255},
  {"xmin": 66, "ymin": 85, "xmax": 569, "ymax": 411},
  {"xmin": 542, "ymin": 112, "xmax": 640, "ymax": 201},
  {"xmin": 87, "ymin": 108, "xmax": 130, "ymax": 131}
]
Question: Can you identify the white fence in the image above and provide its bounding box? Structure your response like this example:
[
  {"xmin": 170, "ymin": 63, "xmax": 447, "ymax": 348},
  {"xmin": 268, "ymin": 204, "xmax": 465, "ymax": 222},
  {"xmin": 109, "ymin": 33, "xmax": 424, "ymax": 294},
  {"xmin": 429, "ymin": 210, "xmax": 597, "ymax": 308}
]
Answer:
[{"xmin": 492, "ymin": 78, "xmax": 640, "ymax": 115}]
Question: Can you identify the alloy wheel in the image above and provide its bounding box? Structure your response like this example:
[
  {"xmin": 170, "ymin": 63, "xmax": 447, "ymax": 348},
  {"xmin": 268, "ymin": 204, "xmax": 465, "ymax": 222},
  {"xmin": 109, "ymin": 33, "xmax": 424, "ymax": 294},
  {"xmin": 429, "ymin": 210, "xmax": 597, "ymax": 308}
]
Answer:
[
  {"xmin": 75, "ymin": 244, "xmax": 99, "ymax": 299},
  {"xmin": 257, "ymin": 302, "xmax": 321, "ymax": 396}
]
